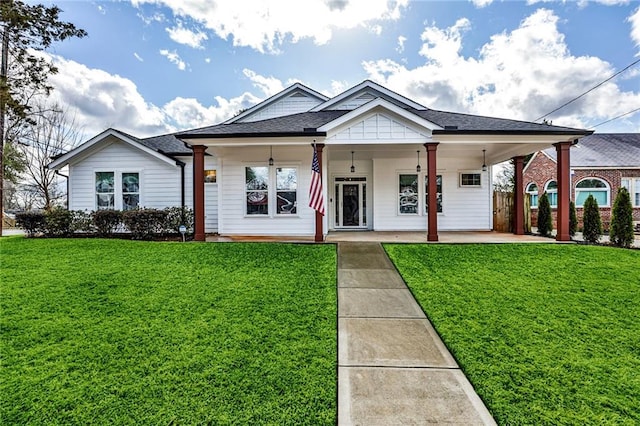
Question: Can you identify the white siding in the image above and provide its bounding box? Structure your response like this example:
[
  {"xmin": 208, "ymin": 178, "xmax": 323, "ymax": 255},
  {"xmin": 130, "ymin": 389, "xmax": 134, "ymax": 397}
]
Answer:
[
  {"xmin": 181, "ymin": 155, "xmax": 219, "ymax": 233},
  {"xmin": 219, "ymin": 146, "xmax": 315, "ymax": 236},
  {"xmin": 332, "ymin": 92, "xmax": 377, "ymax": 110},
  {"xmin": 68, "ymin": 140, "xmax": 181, "ymax": 211},
  {"xmin": 326, "ymin": 113, "xmax": 429, "ymax": 141},
  {"xmin": 372, "ymin": 156, "xmax": 491, "ymax": 231},
  {"xmin": 240, "ymin": 92, "xmax": 323, "ymax": 122}
]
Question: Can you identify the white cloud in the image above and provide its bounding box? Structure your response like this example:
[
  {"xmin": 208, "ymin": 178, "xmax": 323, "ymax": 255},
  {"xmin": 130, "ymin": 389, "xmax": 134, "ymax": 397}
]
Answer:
[
  {"xmin": 362, "ymin": 8, "xmax": 640, "ymax": 131},
  {"xmin": 396, "ymin": 35, "xmax": 407, "ymax": 53},
  {"xmin": 163, "ymin": 93, "xmax": 261, "ymax": 129},
  {"xmin": 242, "ymin": 69, "xmax": 285, "ymax": 97},
  {"xmin": 131, "ymin": 0, "xmax": 408, "ymax": 53},
  {"xmin": 471, "ymin": 0, "xmax": 493, "ymax": 7},
  {"xmin": 159, "ymin": 49, "xmax": 186, "ymax": 70},
  {"xmin": 166, "ymin": 21, "xmax": 208, "ymax": 49},
  {"xmin": 133, "ymin": 52, "xmax": 144, "ymax": 62},
  {"xmin": 629, "ymin": 6, "xmax": 640, "ymax": 53}
]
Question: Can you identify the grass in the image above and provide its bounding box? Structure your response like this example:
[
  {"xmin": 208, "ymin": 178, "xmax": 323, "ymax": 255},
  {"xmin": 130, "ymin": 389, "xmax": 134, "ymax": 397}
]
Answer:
[
  {"xmin": 1, "ymin": 237, "xmax": 337, "ymax": 425},
  {"xmin": 384, "ymin": 243, "xmax": 640, "ymax": 425}
]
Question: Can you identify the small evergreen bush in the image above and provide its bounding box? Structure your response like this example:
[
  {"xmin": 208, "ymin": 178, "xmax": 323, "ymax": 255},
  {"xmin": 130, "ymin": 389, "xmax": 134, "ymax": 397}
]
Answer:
[
  {"xmin": 122, "ymin": 208, "xmax": 167, "ymax": 240},
  {"xmin": 609, "ymin": 187, "xmax": 634, "ymax": 248},
  {"xmin": 537, "ymin": 192, "xmax": 553, "ymax": 237},
  {"xmin": 44, "ymin": 208, "xmax": 73, "ymax": 237},
  {"xmin": 569, "ymin": 201, "xmax": 578, "ymax": 237},
  {"xmin": 92, "ymin": 210, "xmax": 122, "ymax": 237},
  {"xmin": 15, "ymin": 211, "xmax": 46, "ymax": 237},
  {"xmin": 163, "ymin": 206, "xmax": 194, "ymax": 234},
  {"xmin": 582, "ymin": 195, "xmax": 602, "ymax": 244}
]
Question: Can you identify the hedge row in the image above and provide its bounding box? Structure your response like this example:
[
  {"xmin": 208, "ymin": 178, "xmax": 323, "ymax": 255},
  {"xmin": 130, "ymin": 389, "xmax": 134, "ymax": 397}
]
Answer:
[{"xmin": 16, "ymin": 207, "xmax": 194, "ymax": 240}]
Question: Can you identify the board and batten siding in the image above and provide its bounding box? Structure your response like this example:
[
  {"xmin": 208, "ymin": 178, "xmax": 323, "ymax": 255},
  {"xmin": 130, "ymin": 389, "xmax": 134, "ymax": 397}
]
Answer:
[
  {"xmin": 68, "ymin": 140, "xmax": 181, "ymax": 211},
  {"xmin": 180, "ymin": 155, "xmax": 219, "ymax": 233},
  {"xmin": 218, "ymin": 146, "xmax": 316, "ymax": 236},
  {"xmin": 372, "ymin": 156, "xmax": 492, "ymax": 231}
]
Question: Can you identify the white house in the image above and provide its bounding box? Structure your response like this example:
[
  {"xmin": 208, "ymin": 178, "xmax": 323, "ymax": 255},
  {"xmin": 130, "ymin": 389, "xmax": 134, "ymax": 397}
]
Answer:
[{"xmin": 48, "ymin": 80, "xmax": 592, "ymax": 241}]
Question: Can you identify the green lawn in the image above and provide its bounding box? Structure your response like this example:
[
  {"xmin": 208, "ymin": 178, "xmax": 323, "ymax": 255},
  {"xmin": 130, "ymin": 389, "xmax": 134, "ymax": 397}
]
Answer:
[
  {"xmin": 1, "ymin": 237, "xmax": 337, "ymax": 425},
  {"xmin": 384, "ymin": 243, "xmax": 640, "ymax": 425}
]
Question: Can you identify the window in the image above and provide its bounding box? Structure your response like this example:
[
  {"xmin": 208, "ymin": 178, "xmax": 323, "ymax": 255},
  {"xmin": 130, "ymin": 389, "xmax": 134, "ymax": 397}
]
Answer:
[
  {"xmin": 575, "ymin": 178, "xmax": 610, "ymax": 207},
  {"xmin": 96, "ymin": 172, "xmax": 115, "ymax": 210},
  {"xmin": 399, "ymin": 174, "xmax": 418, "ymax": 214},
  {"xmin": 425, "ymin": 175, "xmax": 443, "ymax": 213},
  {"xmin": 622, "ymin": 178, "xmax": 640, "ymax": 207},
  {"xmin": 276, "ymin": 167, "xmax": 297, "ymax": 214},
  {"xmin": 460, "ymin": 173, "xmax": 481, "ymax": 187},
  {"xmin": 245, "ymin": 166, "xmax": 269, "ymax": 215},
  {"xmin": 526, "ymin": 182, "xmax": 539, "ymax": 208},
  {"xmin": 122, "ymin": 173, "xmax": 139, "ymax": 211},
  {"xmin": 204, "ymin": 169, "xmax": 217, "ymax": 183},
  {"xmin": 545, "ymin": 180, "xmax": 557, "ymax": 207}
]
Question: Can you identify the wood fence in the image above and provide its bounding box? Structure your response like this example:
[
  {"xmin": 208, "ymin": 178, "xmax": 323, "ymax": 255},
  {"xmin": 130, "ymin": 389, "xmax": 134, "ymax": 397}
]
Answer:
[{"xmin": 493, "ymin": 192, "xmax": 531, "ymax": 233}]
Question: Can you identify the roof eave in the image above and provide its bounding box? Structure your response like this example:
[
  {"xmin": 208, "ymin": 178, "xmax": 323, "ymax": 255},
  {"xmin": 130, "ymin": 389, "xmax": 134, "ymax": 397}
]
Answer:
[
  {"xmin": 178, "ymin": 131, "xmax": 328, "ymax": 139},
  {"xmin": 432, "ymin": 129, "xmax": 593, "ymax": 136}
]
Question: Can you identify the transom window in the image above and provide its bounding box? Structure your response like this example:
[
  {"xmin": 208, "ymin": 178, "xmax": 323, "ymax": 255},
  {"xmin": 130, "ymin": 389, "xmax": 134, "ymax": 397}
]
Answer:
[
  {"xmin": 526, "ymin": 182, "xmax": 539, "ymax": 208},
  {"xmin": 545, "ymin": 180, "xmax": 558, "ymax": 207},
  {"xmin": 575, "ymin": 178, "xmax": 610, "ymax": 207},
  {"xmin": 460, "ymin": 173, "xmax": 481, "ymax": 187},
  {"xmin": 245, "ymin": 166, "xmax": 298, "ymax": 216}
]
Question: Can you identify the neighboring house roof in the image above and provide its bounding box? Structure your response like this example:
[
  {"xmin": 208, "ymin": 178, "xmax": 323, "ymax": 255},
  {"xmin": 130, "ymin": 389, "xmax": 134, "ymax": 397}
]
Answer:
[{"xmin": 541, "ymin": 133, "xmax": 640, "ymax": 168}]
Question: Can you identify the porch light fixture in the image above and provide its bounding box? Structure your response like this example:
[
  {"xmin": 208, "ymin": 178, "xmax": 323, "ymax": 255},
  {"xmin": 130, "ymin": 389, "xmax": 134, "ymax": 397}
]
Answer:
[
  {"xmin": 350, "ymin": 151, "xmax": 355, "ymax": 173},
  {"xmin": 268, "ymin": 146, "xmax": 274, "ymax": 166},
  {"xmin": 482, "ymin": 149, "xmax": 487, "ymax": 172},
  {"xmin": 416, "ymin": 150, "xmax": 421, "ymax": 173}
]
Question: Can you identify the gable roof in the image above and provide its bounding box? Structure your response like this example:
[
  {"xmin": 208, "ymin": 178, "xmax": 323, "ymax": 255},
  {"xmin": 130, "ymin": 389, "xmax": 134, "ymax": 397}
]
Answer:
[
  {"xmin": 48, "ymin": 128, "xmax": 190, "ymax": 170},
  {"xmin": 542, "ymin": 133, "xmax": 640, "ymax": 167},
  {"xmin": 310, "ymin": 80, "xmax": 426, "ymax": 111},
  {"xmin": 224, "ymin": 82, "xmax": 329, "ymax": 124}
]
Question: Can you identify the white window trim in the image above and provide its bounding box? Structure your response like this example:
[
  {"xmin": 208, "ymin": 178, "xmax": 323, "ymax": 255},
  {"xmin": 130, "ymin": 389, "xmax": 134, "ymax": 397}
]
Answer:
[
  {"xmin": 395, "ymin": 171, "xmax": 444, "ymax": 216},
  {"xmin": 397, "ymin": 172, "xmax": 419, "ymax": 216},
  {"xmin": 526, "ymin": 182, "xmax": 539, "ymax": 209},
  {"xmin": 575, "ymin": 177, "xmax": 610, "ymax": 208},
  {"xmin": 244, "ymin": 164, "xmax": 299, "ymax": 218},
  {"xmin": 545, "ymin": 180, "xmax": 558, "ymax": 208},
  {"xmin": 459, "ymin": 171, "xmax": 482, "ymax": 188},
  {"xmin": 622, "ymin": 178, "xmax": 640, "ymax": 208},
  {"xmin": 95, "ymin": 170, "xmax": 143, "ymax": 211}
]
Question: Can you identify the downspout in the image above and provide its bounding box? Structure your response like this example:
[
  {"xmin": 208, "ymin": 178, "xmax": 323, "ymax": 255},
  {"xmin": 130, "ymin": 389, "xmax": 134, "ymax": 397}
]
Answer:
[{"xmin": 55, "ymin": 170, "xmax": 69, "ymax": 209}]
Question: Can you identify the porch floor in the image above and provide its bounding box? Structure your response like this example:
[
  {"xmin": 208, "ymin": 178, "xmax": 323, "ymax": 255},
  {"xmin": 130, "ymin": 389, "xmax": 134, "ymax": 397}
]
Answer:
[{"xmin": 207, "ymin": 231, "xmax": 559, "ymax": 244}]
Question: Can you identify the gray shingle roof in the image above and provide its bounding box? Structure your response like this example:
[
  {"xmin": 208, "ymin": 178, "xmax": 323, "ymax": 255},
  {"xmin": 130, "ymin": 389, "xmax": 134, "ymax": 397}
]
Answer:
[
  {"xmin": 177, "ymin": 107, "xmax": 589, "ymax": 138},
  {"xmin": 112, "ymin": 129, "xmax": 192, "ymax": 155},
  {"xmin": 543, "ymin": 133, "xmax": 640, "ymax": 167}
]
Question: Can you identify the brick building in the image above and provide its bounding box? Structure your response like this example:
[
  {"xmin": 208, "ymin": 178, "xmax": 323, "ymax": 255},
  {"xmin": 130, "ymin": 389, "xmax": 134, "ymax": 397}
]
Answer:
[{"xmin": 523, "ymin": 133, "xmax": 640, "ymax": 230}]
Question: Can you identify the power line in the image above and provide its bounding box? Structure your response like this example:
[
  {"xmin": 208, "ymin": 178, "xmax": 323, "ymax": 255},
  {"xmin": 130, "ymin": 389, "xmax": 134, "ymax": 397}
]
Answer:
[
  {"xmin": 534, "ymin": 57, "xmax": 640, "ymax": 122},
  {"xmin": 590, "ymin": 107, "xmax": 640, "ymax": 128}
]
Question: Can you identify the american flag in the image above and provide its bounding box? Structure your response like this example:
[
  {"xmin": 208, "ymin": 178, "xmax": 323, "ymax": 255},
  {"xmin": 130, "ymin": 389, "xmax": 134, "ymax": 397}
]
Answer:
[{"xmin": 309, "ymin": 148, "xmax": 325, "ymax": 215}]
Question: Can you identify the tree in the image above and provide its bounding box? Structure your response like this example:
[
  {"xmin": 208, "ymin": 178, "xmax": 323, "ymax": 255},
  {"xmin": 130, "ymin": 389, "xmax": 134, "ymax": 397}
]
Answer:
[
  {"xmin": 1, "ymin": 0, "xmax": 86, "ymax": 234},
  {"xmin": 537, "ymin": 191, "xmax": 552, "ymax": 237},
  {"xmin": 609, "ymin": 187, "xmax": 634, "ymax": 248},
  {"xmin": 569, "ymin": 200, "xmax": 578, "ymax": 237},
  {"xmin": 582, "ymin": 194, "xmax": 602, "ymax": 244},
  {"xmin": 18, "ymin": 102, "xmax": 81, "ymax": 210}
]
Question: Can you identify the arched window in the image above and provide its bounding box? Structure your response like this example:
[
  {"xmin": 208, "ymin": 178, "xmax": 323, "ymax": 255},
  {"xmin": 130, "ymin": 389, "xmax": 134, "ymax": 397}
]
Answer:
[
  {"xmin": 526, "ymin": 182, "xmax": 538, "ymax": 208},
  {"xmin": 545, "ymin": 180, "xmax": 558, "ymax": 207},
  {"xmin": 575, "ymin": 178, "xmax": 610, "ymax": 207}
]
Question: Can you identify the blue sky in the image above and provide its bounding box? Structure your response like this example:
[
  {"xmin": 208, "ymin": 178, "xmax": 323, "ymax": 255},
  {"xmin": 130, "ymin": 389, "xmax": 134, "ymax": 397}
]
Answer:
[{"xmin": 38, "ymin": 0, "xmax": 640, "ymax": 138}]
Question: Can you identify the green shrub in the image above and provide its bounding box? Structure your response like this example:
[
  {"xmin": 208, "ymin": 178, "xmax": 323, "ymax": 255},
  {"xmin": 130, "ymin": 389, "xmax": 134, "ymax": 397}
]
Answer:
[
  {"xmin": 609, "ymin": 187, "xmax": 634, "ymax": 248},
  {"xmin": 582, "ymin": 195, "xmax": 602, "ymax": 244},
  {"xmin": 92, "ymin": 210, "xmax": 122, "ymax": 237},
  {"xmin": 163, "ymin": 206, "xmax": 194, "ymax": 234},
  {"xmin": 122, "ymin": 208, "xmax": 167, "ymax": 240},
  {"xmin": 44, "ymin": 208, "xmax": 73, "ymax": 237},
  {"xmin": 70, "ymin": 210, "xmax": 94, "ymax": 233},
  {"xmin": 15, "ymin": 211, "xmax": 46, "ymax": 237},
  {"xmin": 569, "ymin": 201, "xmax": 578, "ymax": 237},
  {"xmin": 537, "ymin": 192, "xmax": 552, "ymax": 237}
]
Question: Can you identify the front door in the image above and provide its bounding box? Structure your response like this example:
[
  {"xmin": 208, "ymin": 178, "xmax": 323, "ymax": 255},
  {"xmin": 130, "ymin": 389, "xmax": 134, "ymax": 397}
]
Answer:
[{"xmin": 335, "ymin": 177, "xmax": 367, "ymax": 229}]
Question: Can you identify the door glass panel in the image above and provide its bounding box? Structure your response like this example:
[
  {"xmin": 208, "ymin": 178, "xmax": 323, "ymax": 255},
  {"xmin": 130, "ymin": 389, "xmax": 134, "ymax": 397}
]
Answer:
[
  {"xmin": 335, "ymin": 184, "xmax": 340, "ymax": 226},
  {"xmin": 362, "ymin": 184, "xmax": 367, "ymax": 226},
  {"xmin": 342, "ymin": 184, "xmax": 360, "ymax": 227}
]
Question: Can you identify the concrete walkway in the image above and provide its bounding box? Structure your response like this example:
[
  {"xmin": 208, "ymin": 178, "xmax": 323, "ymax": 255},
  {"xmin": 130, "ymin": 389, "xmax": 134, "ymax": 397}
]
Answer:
[{"xmin": 337, "ymin": 242, "xmax": 496, "ymax": 425}]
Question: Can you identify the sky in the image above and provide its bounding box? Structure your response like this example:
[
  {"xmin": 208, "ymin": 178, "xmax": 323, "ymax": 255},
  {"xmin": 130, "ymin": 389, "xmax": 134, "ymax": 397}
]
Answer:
[{"xmin": 35, "ymin": 0, "xmax": 640, "ymax": 140}]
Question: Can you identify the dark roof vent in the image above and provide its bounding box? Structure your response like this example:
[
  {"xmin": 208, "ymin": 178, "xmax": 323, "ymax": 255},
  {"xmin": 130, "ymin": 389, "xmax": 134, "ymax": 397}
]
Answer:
[
  {"xmin": 303, "ymin": 127, "xmax": 317, "ymax": 132},
  {"xmin": 444, "ymin": 125, "xmax": 458, "ymax": 130}
]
